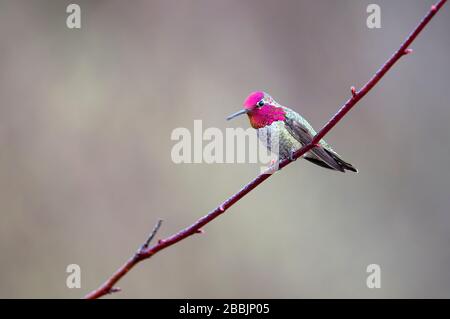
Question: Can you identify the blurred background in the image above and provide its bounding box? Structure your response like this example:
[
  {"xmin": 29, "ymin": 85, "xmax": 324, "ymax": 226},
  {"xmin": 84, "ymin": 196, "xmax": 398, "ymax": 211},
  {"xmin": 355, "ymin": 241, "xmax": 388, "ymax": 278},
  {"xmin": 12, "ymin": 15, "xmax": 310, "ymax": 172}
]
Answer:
[{"xmin": 0, "ymin": 0, "xmax": 449, "ymax": 298}]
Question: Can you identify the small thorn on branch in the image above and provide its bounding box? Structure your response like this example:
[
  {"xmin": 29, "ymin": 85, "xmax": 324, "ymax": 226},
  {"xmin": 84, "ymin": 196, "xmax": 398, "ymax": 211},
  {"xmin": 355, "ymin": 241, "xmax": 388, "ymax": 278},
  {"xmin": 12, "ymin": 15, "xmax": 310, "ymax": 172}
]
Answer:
[
  {"xmin": 431, "ymin": 4, "xmax": 438, "ymax": 12},
  {"xmin": 350, "ymin": 86, "xmax": 357, "ymax": 97},
  {"xmin": 404, "ymin": 48, "xmax": 413, "ymax": 55},
  {"xmin": 108, "ymin": 287, "xmax": 121, "ymax": 294},
  {"xmin": 196, "ymin": 228, "xmax": 205, "ymax": 234},
  {"xmin": 219, "ymin": 205, "xmax": 225, "ymax": 212},
  {"xmin": 140, "ymin": 219, "xmax": 163, "ymax": 252}
]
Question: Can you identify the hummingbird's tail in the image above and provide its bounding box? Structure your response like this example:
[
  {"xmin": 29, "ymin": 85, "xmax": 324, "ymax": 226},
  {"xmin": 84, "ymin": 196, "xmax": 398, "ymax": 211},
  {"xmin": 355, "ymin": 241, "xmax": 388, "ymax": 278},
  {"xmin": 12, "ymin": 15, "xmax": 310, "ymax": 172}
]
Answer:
[
  {"xmin": 326, "ymin": 150, "xmax": 358, "ymax": 173},
  {"xmin": 304, "ymin": 149, "xmax": 358, "ymax": 173}
]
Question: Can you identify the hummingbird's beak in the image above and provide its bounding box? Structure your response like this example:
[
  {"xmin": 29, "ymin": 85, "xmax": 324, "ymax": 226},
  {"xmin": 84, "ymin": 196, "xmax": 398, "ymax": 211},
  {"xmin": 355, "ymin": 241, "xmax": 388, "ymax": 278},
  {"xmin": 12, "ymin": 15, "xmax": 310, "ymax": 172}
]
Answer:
[{"xmin": 226, "ymin": 109, "xmax": 248, "ymax": 121}]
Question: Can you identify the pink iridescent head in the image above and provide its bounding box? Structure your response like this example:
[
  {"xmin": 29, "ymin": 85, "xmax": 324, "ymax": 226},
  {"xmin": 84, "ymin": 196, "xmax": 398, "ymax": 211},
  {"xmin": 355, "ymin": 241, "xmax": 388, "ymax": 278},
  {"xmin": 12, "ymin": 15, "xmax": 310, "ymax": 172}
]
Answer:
[{"xmin": 226, "ymin": 91, "xmax": 286, "ymax": 129}]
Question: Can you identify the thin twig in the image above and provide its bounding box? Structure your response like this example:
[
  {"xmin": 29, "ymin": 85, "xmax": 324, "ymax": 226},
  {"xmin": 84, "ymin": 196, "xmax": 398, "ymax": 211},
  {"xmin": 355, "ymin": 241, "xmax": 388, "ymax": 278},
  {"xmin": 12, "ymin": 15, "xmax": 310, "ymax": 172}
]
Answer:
[
  {"xmin": 140, "ymin": 219, "xmax": 163, "ymax": 252},
  {"xmin": 84, "ymin": 0, "xmax": 447, "ymax": 299}
]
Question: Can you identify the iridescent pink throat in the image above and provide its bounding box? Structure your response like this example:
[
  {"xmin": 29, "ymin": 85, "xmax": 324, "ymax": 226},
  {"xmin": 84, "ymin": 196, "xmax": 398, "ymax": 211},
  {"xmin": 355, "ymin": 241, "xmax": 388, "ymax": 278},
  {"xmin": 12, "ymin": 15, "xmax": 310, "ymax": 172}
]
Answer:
[{"xmin": 247, "ymin": 105, "xmax": 286, "ymax": 129}]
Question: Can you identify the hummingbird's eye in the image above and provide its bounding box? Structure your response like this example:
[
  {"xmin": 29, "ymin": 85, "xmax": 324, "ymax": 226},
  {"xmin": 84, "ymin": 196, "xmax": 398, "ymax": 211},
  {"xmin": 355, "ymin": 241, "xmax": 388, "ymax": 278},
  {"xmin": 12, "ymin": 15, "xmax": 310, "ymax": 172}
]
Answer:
[{"xmin": 257, "ymin": 100, "xmax": 265, "ymax": 107}]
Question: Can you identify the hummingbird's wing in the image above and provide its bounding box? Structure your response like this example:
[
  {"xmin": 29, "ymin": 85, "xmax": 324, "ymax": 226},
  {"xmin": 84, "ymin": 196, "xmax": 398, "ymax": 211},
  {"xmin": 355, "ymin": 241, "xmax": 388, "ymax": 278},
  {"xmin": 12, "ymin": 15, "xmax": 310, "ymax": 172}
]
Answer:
[{"xmin": 284, "ymin": 116, "xmax": 349, "ymax": 172}]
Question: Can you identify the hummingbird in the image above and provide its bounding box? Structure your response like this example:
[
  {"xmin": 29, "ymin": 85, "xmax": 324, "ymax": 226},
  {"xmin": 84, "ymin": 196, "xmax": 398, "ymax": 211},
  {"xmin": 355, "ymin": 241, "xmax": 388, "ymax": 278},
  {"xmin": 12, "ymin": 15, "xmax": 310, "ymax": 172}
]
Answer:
[{"xmin": 226, "ymin": 91, "xmax": 357, "ymax": 172}]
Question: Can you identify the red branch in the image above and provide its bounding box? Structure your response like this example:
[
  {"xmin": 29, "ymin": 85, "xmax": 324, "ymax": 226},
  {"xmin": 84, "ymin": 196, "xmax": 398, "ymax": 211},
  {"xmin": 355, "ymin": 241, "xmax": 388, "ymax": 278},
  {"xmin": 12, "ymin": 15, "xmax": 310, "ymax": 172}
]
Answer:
[{"xmin": 84, "ymin": 0, "xmax": 447, "ymax": 299}]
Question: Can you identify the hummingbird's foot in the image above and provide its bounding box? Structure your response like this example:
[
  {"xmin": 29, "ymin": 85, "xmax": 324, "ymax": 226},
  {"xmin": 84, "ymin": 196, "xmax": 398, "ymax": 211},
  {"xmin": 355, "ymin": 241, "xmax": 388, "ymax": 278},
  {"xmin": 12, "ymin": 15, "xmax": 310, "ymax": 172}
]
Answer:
[
  {"xmin": 289, "ymin": 149, "xmax": 297, "ymax": 161},
  {"xmin": 263, "ymin": 158, "xmax": 281, "ymax": 174}
]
